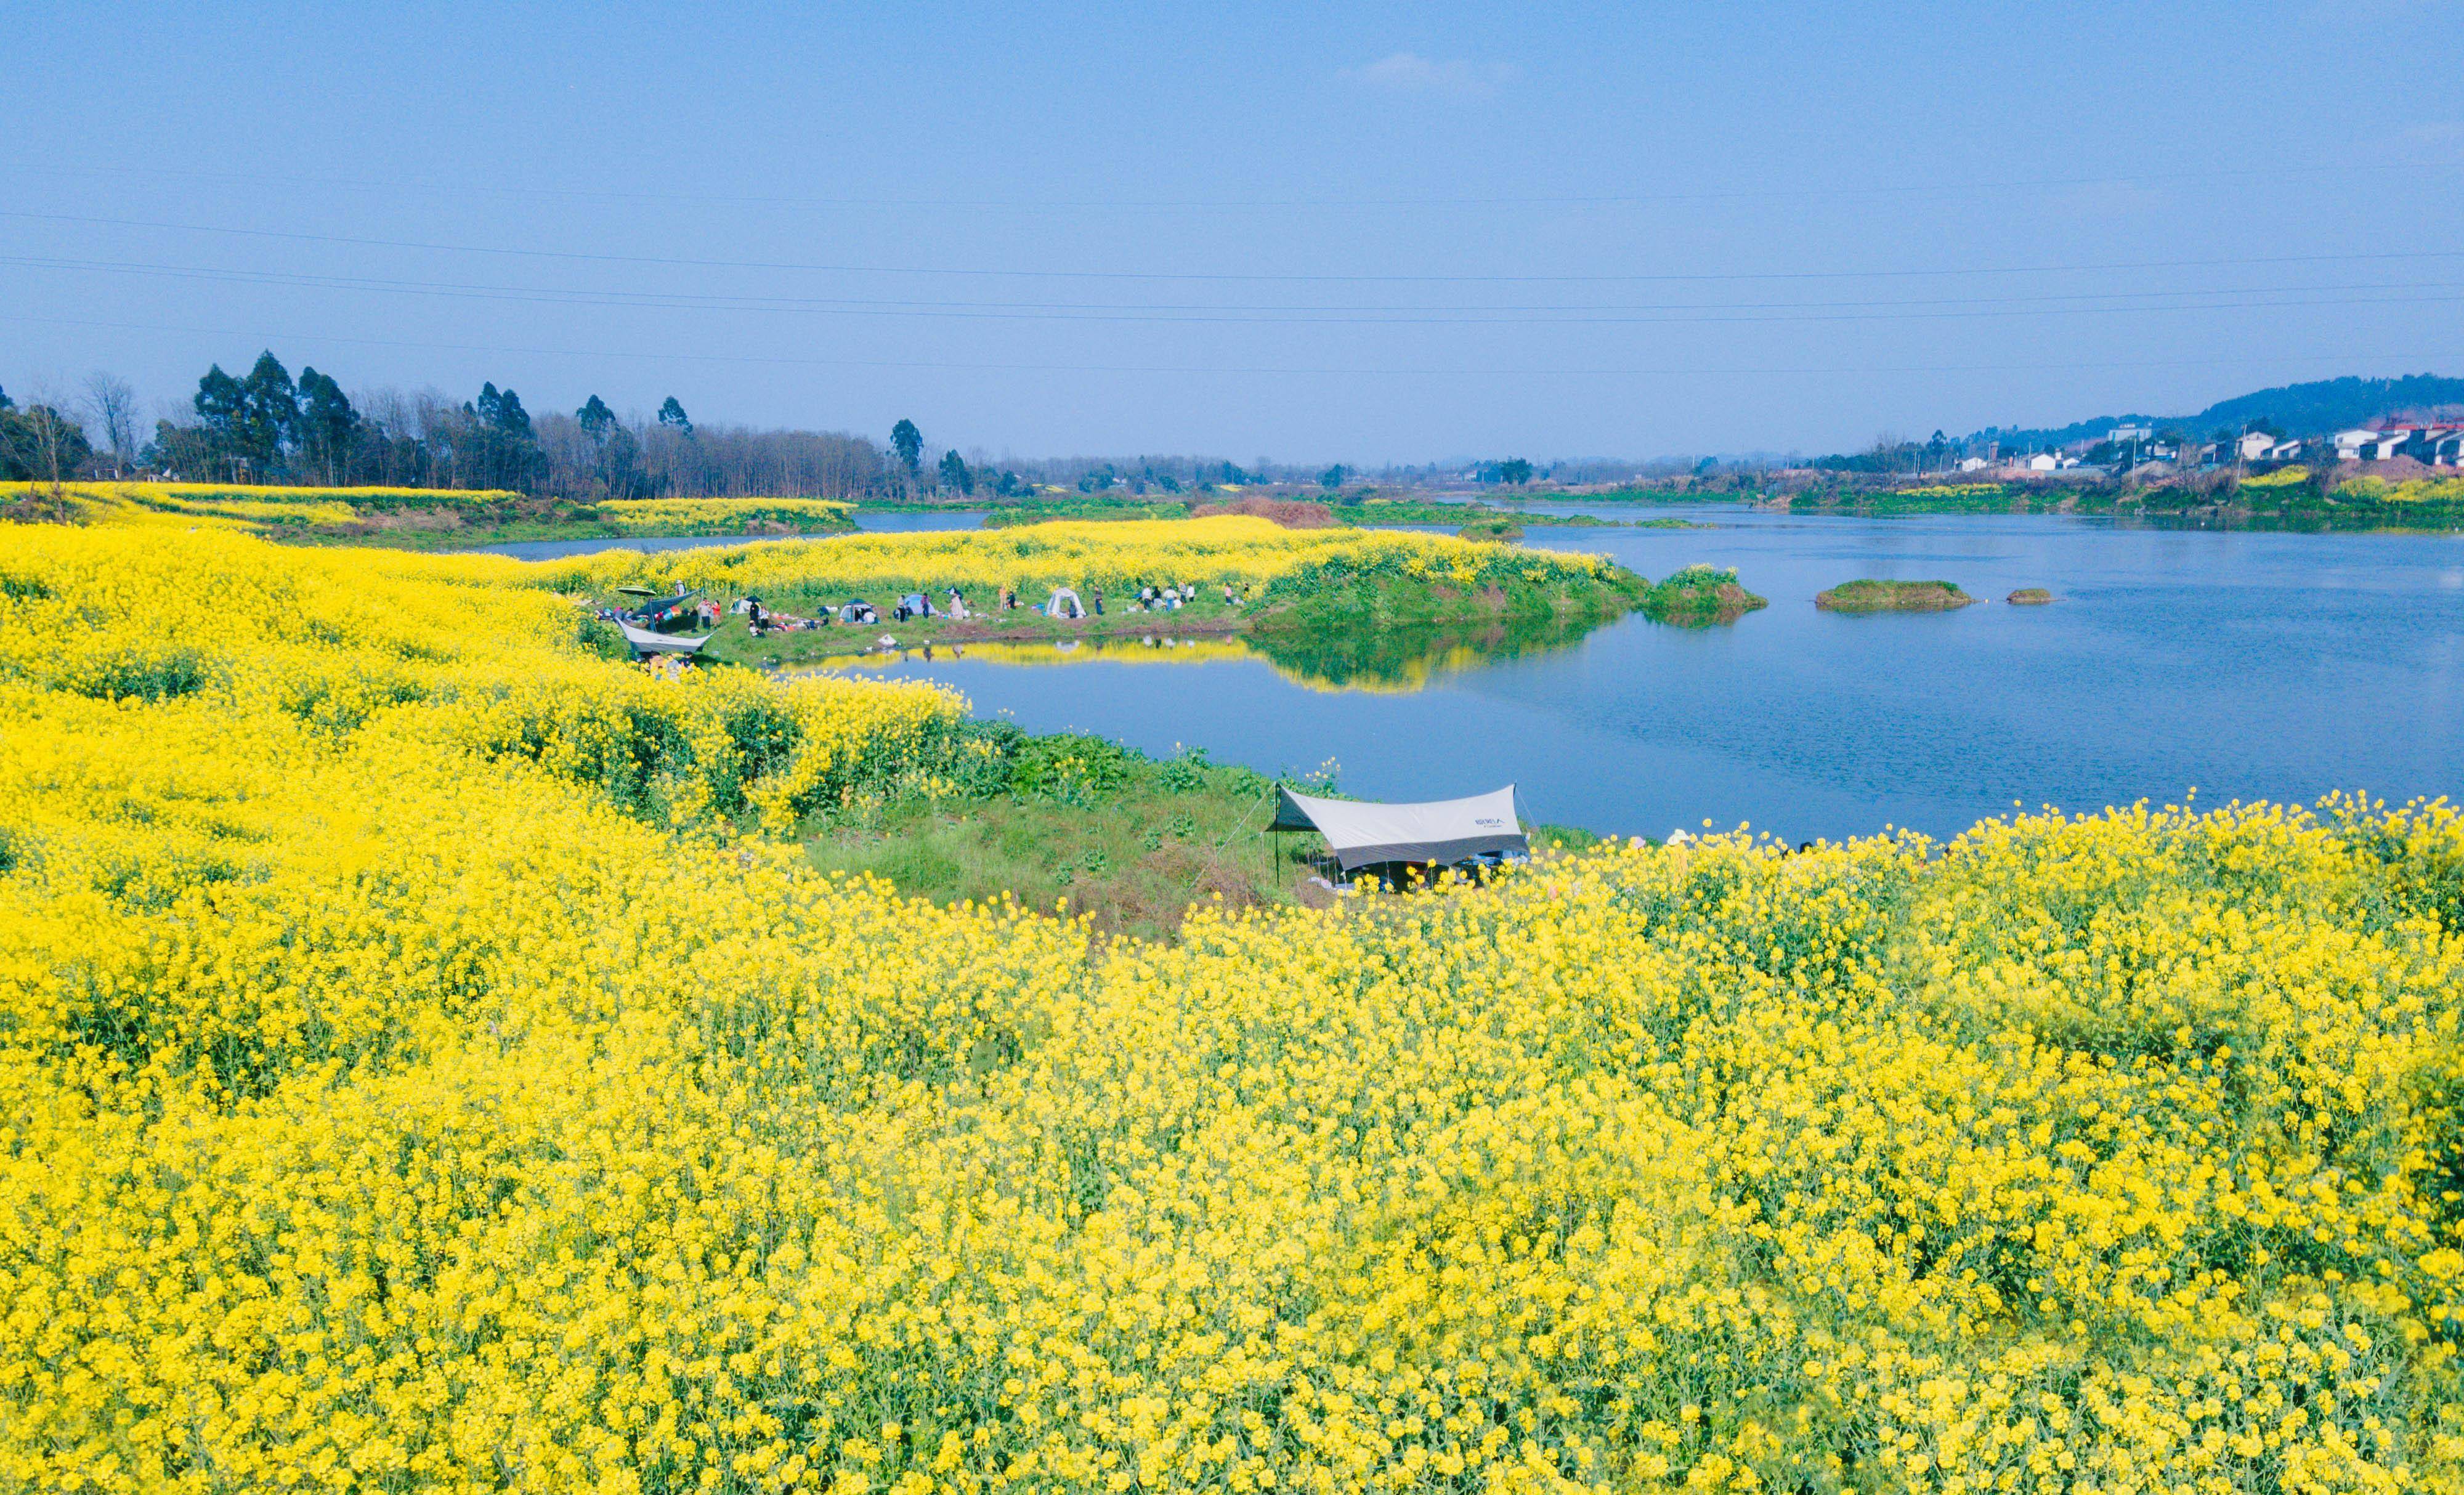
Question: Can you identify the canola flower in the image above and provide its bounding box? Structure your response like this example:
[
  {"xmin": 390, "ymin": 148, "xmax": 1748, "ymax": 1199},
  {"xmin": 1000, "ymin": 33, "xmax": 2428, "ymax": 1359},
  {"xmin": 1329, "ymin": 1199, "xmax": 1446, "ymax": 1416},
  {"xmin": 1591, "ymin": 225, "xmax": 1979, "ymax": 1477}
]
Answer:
[
  {"xmin": 598, "ymin": 497, "xmax": 855, "ymax": 532},
  {"xmin": 541, "ymin": 516, "xmax": 1621, "ymax": 610},
  {"xmin": 2, "ymin": 520, "xmax": 2462, "ymax": 1493},
  {"xmin": 2335, "ymin": 475, "xmax": 2464, "ymax": 505},
  {"xmin": 0, "ymin": 481, "xmax": 525, "ymax": 528}
]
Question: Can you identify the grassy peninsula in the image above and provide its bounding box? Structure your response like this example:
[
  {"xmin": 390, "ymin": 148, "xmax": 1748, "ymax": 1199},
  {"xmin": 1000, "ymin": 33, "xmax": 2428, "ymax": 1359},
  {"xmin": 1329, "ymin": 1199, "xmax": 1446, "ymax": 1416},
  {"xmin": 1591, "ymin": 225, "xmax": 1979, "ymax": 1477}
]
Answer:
[
  {"xmin": 1816, "ymin": 578, "xmax": 1977, "ymax": 612},
  {"xmin": 546, "ymin": 516, "xmax": 1664, "ymax": 670}
]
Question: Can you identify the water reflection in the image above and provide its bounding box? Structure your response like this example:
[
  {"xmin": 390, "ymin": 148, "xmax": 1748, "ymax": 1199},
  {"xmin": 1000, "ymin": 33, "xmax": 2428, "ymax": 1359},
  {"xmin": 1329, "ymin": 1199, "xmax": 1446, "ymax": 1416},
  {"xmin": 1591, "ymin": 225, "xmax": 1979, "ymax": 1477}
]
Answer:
[
  {"xmin": 803, "ymin": 608, "xmax": 1626, "ymax": 694},
  {"xmin": 1244, "ymin": 611, "xmax": 1633, "ymax": 692}
]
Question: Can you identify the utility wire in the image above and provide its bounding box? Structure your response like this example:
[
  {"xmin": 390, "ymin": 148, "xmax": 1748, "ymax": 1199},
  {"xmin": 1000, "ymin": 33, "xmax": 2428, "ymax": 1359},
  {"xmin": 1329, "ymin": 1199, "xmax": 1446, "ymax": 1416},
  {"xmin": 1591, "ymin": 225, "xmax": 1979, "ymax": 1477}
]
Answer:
[
  {"xmin": 9, "ymin": 209, "xmax": 2464, "ymax": 285},
  {"xmin": 7, "ymin": 311, "xmax": 2452, "ymax": 381},
  {"xmin": 7, "ymin": 251, "xmax": 2460, "ymax": 320},
  {"xmin": 4, "ymin": 155, "xmax": 2454, "ymax": 211},
  {"xmin": 10, "ymin": 254, "xmax": 2460, "ymax": 327}
]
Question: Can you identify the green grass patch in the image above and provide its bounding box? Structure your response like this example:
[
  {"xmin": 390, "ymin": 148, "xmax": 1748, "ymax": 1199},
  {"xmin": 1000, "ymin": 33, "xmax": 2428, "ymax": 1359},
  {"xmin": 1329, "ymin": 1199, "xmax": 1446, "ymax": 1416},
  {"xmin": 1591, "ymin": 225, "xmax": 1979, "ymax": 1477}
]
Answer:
[
  {"xmin": 805, "ymin": 736, "xmax": 1326, "ymax": 941},
  {"xmin": 1815, "ymin": 578, "xmax": 1977, "ymax": 612},
  {"xmin": 1636, "ymin": 565, "xmax": 1769, "ymax": 625}
]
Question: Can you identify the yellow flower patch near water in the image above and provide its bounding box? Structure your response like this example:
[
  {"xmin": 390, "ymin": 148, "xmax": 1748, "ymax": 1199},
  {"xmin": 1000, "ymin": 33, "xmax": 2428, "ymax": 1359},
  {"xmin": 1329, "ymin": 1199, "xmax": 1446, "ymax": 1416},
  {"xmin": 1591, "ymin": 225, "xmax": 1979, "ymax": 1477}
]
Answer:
[
  {"xmin": 546, "ymin": 514, "xmax": 1618, "ymax": 601},
  {"xmin": 1, "ymin": 519, "xmax": 2461, "ymax": 1492},
  {"xmin": 598, "ymin": 495, "xmax": 855, "ymax": 530},
  {"xmin": 2340, "ymin": 475, "xmax": 2464, "ymax": 504},
  {"xmin": 1, "ymin": 479, "xmax": 523, "ymax": 519}
]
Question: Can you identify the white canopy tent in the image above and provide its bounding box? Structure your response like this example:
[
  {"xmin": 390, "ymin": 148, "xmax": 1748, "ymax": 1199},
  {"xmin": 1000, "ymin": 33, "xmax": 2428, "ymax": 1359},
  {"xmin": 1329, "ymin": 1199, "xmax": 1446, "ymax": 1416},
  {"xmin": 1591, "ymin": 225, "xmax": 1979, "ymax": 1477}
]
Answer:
[
  {"xmin": 618, "ymin": 621, "xmax": 712, "ymax": 657},
  {"xmin": 1271, "ymin": 785, "xmax": 1527, "ymax": 876}
]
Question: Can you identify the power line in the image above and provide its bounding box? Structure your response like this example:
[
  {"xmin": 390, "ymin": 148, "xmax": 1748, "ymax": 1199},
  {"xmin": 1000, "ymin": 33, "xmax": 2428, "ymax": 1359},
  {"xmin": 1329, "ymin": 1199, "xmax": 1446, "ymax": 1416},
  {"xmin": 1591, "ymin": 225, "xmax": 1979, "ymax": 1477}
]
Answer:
[
  {"xmin": 7, "ymin": 311, "xmax": 2451, "ymax": 381},
  {"xmin": 10, "ymin": 251, "xmax": 2461, "ymax": 320},
  {"xmin": 10, "ymin": 209, "xmax": 2464, "ymax": 285},
  {"xmin": 4, "ymin": 156, "xmax": 2453, "ymax": 211},
  {"xmin": 10, "ymin": 253, "xmax": 2462, "ymax": 327}
]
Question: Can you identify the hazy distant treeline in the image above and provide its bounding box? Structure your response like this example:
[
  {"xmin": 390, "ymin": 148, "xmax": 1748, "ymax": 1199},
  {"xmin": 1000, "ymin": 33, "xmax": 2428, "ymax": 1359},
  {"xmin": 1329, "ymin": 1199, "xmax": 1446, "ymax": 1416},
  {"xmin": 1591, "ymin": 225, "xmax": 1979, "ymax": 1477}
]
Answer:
[
  {"xmin": 4, "ymin": 347, "xmax": 1686, "ymax": 495},
  {"xmin": 5, "ymin": 350, "xmax": 894, "ymax": 500}
]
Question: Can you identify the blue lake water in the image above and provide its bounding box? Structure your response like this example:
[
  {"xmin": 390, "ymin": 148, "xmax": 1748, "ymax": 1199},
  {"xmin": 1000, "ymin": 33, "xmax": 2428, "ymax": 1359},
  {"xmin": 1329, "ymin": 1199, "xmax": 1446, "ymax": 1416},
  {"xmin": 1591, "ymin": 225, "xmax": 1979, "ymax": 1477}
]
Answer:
[{"xmin": 834, "ymin": 506, "xmax": 2464, "ymax": 843}]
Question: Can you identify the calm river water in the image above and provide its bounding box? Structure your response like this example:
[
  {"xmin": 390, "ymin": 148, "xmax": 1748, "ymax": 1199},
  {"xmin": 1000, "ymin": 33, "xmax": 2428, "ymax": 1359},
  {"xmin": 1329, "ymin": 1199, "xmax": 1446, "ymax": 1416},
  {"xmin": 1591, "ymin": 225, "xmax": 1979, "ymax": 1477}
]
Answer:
[
  {"xmin": 856, "ymin": 506, "xmax": 2464, "ymax": 842},
  {"xmin": 488, "ymin": 505, "xmax": 2464, "ymax": 843}
]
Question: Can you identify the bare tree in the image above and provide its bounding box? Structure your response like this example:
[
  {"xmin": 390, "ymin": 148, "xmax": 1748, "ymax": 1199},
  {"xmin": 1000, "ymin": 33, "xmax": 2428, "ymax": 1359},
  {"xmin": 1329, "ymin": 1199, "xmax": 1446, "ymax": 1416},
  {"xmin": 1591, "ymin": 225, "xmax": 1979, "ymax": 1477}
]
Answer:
[
  {"xmin": 17, "ymin": 378, "xmax": 92, "ymax": 489},
  {"xmin": 83, "ymin": 373, "xmax": 139, "ymax": 476}
]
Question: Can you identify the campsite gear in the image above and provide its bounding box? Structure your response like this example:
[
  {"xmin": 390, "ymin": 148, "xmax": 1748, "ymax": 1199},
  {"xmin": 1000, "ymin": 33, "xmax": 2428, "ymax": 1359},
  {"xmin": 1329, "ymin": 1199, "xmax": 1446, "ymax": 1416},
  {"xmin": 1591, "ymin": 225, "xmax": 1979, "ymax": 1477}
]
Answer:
[
  {"xmin": 1044, "ymin": 587, "xmax": 1085, "ymax": 619},
  {"xmin": 618, "ymin": 621, "xmax": 711, "ymax": 657},
  {"xmin": 630, "ymin": 591, "xmax": 703, "ymax": 630},
  {"xmin": 1271, "ymin": 785, "xmax": 1527, "ymax": 881}
]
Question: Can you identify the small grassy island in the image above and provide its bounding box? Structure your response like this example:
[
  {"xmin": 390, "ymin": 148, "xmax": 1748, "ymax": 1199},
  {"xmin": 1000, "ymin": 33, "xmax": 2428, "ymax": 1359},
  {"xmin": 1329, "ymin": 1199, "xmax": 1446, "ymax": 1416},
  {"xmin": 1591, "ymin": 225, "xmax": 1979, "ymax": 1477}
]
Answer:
[
  {"xmin": 1815, "ymin": 578, "xmax": 1977, "ymax": 612},
  {"xmin": 2007, "ymin": 587, "xmax": 2056, "ymax": 604},
  {"xmin": 1636, "ymin": 564, "xmax": 1769, "ymax": 625}
]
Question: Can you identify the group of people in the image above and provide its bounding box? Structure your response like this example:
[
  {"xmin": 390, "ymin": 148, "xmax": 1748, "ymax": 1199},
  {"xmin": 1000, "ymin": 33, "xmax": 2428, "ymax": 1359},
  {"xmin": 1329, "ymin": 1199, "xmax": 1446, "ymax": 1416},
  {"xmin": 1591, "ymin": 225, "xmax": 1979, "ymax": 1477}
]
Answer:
[
  {"xmin": 977, "ymin": 580, "xmax": 1247, "ymax": 617},
  {"xmin": 733, "ymin": 596, "xmax": 830, "ymax": 637},
  {"xmin": 891, "ymin": 588, "xmax": 973, "ymax": 623},
  {"xmin": 618, "ymin": 578, "xmax": 1252, "ymax": 641}
]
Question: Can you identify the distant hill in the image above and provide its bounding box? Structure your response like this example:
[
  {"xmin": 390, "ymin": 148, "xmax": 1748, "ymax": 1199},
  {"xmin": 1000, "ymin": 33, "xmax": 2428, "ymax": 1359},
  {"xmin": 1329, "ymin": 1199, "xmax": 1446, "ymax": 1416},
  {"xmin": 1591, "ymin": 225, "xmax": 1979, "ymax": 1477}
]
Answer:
[{"xmin": 1968, "ymin": 373, "xmax": 2464, "ymax": 450}]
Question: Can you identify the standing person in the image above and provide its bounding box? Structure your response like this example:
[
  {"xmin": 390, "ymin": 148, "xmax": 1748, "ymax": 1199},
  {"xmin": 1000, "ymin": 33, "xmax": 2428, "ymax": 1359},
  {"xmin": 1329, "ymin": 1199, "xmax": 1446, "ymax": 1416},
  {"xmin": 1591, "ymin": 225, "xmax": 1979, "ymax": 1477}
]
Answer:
[{"xmin": 1090, "ymin": 586, "xmax": 1104, "ymax": 615}]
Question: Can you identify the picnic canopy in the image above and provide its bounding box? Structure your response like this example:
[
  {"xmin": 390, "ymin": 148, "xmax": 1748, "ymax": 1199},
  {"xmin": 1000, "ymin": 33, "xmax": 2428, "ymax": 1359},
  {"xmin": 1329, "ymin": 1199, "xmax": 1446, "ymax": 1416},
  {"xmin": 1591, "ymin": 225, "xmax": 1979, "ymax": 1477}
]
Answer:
[
  {"xmin": 630, "ymin": 591, "xmax": 701, "ymax": 627},
  {"xmin": 1271, "ymin": 785, "xmax": 1526, "ymax": 873}
]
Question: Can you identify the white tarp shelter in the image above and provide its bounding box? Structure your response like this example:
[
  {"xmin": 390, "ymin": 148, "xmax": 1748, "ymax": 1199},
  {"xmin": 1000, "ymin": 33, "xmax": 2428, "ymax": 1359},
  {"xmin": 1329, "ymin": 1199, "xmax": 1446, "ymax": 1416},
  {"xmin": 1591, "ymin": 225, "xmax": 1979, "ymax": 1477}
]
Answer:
[
  {"xmin": 1044, "ymin": 586, "xmax": 1085, "ymax": 618},
  {"xmin": 618, "ymin": 621, "xmax": 711, "ymax": 656},
  {"xmin": 1271, "ymin": 785, "xmax": 1526, "ymax": 874}
]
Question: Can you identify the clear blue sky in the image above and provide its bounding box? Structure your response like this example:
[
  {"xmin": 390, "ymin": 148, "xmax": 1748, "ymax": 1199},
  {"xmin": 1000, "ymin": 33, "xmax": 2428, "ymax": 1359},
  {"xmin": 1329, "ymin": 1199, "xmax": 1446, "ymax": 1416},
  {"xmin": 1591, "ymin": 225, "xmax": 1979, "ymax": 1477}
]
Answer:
[{"xmin": 5, "ymin": 1, "xmax": 2460, "ymax": 463}]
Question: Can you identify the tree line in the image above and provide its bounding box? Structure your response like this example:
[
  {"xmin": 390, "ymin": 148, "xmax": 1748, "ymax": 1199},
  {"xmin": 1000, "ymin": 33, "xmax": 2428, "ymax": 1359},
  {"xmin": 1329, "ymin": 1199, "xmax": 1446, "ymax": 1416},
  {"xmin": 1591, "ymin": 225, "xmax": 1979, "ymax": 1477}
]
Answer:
[
  {"xmin": 6, "ymin": 349, "xmax": 1541, "ymax": 498},
  {"xmin": 4, "ymin": 351, "xmax": 896, "ymax": 500}
]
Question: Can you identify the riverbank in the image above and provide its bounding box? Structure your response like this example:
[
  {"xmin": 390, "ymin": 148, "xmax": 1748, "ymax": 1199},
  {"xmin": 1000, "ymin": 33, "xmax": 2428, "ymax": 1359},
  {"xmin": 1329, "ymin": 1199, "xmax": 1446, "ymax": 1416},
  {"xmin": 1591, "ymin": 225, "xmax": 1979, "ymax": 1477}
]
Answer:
[
  {"xmin": 0, "ymin": 481, "xmax": 860, "ymax": 547},
  {"xmin": 952, "ymin": 492, "xmax": 1666, "ymax": 533},
  {"xmin": 1562, "ymin": 469, "xmax": 2464, "ymax": 530}
]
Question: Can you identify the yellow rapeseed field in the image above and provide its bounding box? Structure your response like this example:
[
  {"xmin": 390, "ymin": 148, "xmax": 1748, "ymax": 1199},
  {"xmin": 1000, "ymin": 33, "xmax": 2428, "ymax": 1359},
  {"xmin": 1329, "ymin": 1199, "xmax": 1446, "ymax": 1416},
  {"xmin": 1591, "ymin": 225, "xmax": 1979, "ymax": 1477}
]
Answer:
[
  {"xmin": 0, "ymin": 482, "xmax": 528, "ymax": 529},
  {"xmin": 540, "ymin": 516, "xmax": 1618, "ymax": 604},
  {"xmin": 2, "ymin": 520, "xmax": 2462, "ymax": 1493}
]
